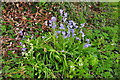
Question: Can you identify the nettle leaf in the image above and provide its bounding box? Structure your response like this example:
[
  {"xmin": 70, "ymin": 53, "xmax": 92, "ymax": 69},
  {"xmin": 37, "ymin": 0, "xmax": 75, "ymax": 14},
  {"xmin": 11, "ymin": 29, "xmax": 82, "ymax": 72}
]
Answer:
[
  {"xmin": 104, "ymin": 44, "xmax": 115, "ymax": 50},
  {"xmin": 47, "ymin": 47, "xmax": 55, "ymax": 52},
  {"xmin": 68, "ymin": 60, "xmax": 76, "ymax": 74},
  {"xmin": 1, "ymin": 25, "xmax": 6, "ymax": 31},
  {"xmin": 2, "ymin": 66, "xmax": 11, "ymax": 73},
  {"xmin": 54, "ymin": 55, "xmax": 62, "ymax": 63},
  {"xmin": 101, "ymin": 72, "xmax": 113, "ymax": 78},
  {"xmin": 58, "ymin": 15, "xmax": 62, "ymax": 21},
  {"xmin": 89, "ymin": 56, "xmax": 98, "ymax": 66}
]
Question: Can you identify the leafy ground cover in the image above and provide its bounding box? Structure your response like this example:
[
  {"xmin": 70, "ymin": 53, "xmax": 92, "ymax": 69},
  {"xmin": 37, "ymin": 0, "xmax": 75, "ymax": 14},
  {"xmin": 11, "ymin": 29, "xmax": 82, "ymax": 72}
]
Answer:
[{"xmin": 1, "ymin": 2, "xmax": 119, "ymax": 79}]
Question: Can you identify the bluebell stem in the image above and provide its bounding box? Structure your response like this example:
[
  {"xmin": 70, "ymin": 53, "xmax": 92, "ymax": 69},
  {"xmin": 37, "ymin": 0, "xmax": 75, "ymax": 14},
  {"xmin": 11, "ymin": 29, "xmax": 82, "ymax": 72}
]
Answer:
[{"xmin": 84, "ymin": 43, "xmax": 91, "ymax": 48}]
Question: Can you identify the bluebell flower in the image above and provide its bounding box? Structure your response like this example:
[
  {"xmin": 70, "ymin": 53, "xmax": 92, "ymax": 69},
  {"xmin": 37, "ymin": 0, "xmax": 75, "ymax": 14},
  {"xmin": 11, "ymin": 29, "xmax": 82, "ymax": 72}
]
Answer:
[
  {"xmin": 42, "ymin": 36, "xmax": 46, "ymax": 38},
  {"xmin": 22, "ymin": 48, "xmax": 27, "ymax": 51},
  {"xmin": 49, "ymin": 20, "xmax": 52, "ymax": 26},
  {"xmin": 76, "ymin": 37, "xmax": 81, "ymax": 41},
  {"xmin": 51, "ymin": 16, "xmax": 56, "ymax": 21},
  {"xmin": 69, "ymin": 20, "xmax": 73, "ymax": 23},
  {"xmin": 59, "ymin": 24, "xmax": 65, "ymax": 29},
  {"xmin": 52, "ymin": 25, "xmax": 56, "ymax": 29},
  {"xmin": 86, "ymin": 39, "xmax": 90, "ymax": 42},
  {"xmin": 72, "ymin": 21, "xmax": 76, "ymax": 26},
  {"xmin": 49, "ymin": 23, "xmax": 52, "ymax": 26},
  {"xmin": 69, "ymin": 25, "xmax": 73, "ymax": 28},
  {"xmin": 68, "ymin": 22, "xmax": 72, "ymax": 26},
  {"xmin": 82, "ymin": 33, "xmax": 85, "ymax": 37},
  {"xmin": 61, "ymin": 50, "xmax": 65, "ymax": 52},
  {"xmin": 84, "ymin": 43, "xmax": 91, "ymax": 48},
  {"xmin": 44, "ymin": 21, "xmax": 47, "ymax": 26},
  {"xmin": 80, "ymin": 23, "xmax": 85, "ymax": 28},
  {"xmin": 63, "ymin": 35, "xmax": 67, "ymax": 38},
  {"xmin": 56, "ymin": 35, "xmax": 58, "ymax": 38},
  {"xmin": 72, "ymin": 33, "xmax": 76, "ymax": 37},
  {"xmin": 19, "ymin": 42, "xmax": 22, "ymax": 45},
  {"xmin": 60, "ymin": 9, "xmax": 63, "ymax": 15},
  {"xmin": 19, "ymin": 31, "xmax": 23, "ymax": 36},
  {"xmin": 56, "ymin": 31, "xmax": 61, "ymax": 34},
  {"xmin": 79, "ymin": 31, "xmax": 83, "ymax": 33},
  {"xmin": 49, "ymin": 20, "xmax": 52, "ymax": 23},
  {"xmin": 60, "ymin": 24, "xmax": 64, "ymax": 27},
  {"xmin": 62, "ymin": 17, "xmax": 67, "ymax": 22},
  {"xmin": 74, "ymin": 26, "xmax": 78, "ymax": 29},
  {"xmin": 67, "ymin": 25, "xmax": 69, "ymax": 29},
  {"xmin": 70, "ymin": 29, "xmax": 74, "ymax": 33},
  {"xmin": 79, "ymin": 31, "xmax": 85, "ymax": 37},
  {"xmin": 67, "ymin": 33, "xmax": 70, "ymax": 37},
  {"xmin": 62, "ymin": 31, "xmax": 66, "ymax": 36},
  {"xmin": 59, "ymin": 26, "xmax": 65, "ymax": 29},
  {"xmin": 64, "ymin": 13, "xmax": 67, "ymax": 17},
  {"xmin": 67, "ymin": 29, "xmax": 71, "ymax": 34}
]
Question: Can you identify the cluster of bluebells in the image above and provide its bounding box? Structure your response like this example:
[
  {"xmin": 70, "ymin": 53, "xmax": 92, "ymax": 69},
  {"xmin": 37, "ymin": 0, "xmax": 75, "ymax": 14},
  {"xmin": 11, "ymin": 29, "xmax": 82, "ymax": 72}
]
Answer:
[
  {"xmin": 84, "ymin": 39, "xmax": 91, "ymax": 48},
  {"xmin": 18, "ymin": 30, "xmax": 27, "ymax": 51},
  {"xmin": 44, "ymin": 9, "xmax": 91, "ymax": 48},
  {"xmin": 19, "ymin": 42, "xmax": 27, "ymax": 51},
  {"xmin": 48, "ymin": 9, "xmax": 81, "ymax": 39}
]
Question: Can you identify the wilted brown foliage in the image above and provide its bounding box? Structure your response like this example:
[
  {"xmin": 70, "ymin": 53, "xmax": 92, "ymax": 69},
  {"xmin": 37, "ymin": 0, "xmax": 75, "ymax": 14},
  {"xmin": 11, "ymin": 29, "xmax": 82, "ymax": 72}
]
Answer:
[{"xmin": 1, "ymin": 2, "xmax": 52, "ymax": 57}]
